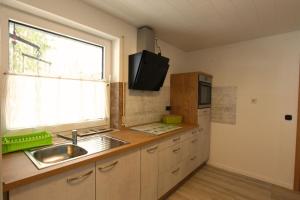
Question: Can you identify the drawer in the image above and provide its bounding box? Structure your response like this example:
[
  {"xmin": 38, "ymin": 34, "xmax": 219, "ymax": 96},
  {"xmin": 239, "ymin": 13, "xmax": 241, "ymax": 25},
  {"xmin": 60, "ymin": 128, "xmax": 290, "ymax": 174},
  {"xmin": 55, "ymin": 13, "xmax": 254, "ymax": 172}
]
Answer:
[
  {"xmin": 158, "ymin": 144, "xmax": 182, "ymax": 174},
  {"xmin": 142, "ymin": 142, "xmax": 161, "ymax": 153},
  {"xmin": 182, "ymin": 154, "xmax": 199, "ymax": 178},
  {"xmin": 181, "ymin": 129, "xmax": 199, "ymax": 141},
  {"xmin": 158, "ymin": 164, "xmax": 182, "ymax": 198},
  {"xmin": 189, "ymin": 134, "xmax": 201, "ymax": 156},
  {"xmin": 198, "ymin": 108, "xmax": 211, "ymax": 116},
  {"xmin": 181, "ymin": 135, "xmax": 201, "ymax": 162},
  {"xmin": 159, "ymin": 134, "xmax": 182, "ymax": 150}
]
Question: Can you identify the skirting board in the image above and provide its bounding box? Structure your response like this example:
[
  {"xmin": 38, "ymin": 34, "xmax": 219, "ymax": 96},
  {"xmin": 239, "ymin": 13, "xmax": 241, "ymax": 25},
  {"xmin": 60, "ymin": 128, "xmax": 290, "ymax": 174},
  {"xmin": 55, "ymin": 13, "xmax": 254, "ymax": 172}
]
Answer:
[{"xmin": 207, "ymin": 161, "xmax": 293, "ymax": 190}]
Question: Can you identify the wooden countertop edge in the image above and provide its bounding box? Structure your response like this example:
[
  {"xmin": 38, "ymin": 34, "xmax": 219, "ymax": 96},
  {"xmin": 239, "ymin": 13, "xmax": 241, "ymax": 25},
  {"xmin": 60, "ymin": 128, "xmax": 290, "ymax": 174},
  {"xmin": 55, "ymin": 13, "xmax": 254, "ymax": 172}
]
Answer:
[{"xmin": 2, "ymin": 124, "xmax": 198, "ymax": 192}]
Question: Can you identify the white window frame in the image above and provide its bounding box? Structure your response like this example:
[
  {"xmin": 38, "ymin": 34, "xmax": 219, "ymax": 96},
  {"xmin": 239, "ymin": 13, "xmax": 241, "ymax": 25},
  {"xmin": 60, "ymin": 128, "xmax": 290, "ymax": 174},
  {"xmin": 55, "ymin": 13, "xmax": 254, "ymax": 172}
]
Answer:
[{"xmin": 0, "ymin": 6, "xmax": 112, "ymax": 134}]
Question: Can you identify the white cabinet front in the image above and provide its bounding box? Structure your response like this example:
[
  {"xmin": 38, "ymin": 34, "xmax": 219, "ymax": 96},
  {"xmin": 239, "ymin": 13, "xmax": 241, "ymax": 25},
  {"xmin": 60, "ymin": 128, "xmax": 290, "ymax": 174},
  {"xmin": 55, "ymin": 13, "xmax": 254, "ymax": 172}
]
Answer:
[
  {"xmin": 141, "ymin": 144, "xmax": 160, "ymax": 200},
  {"xmin": 95, "ymin": 150, "xmax": 140, "ymax": 200},
  {"xmin": 198, "ymin": 108, "xmax": 211, "ymax": 163},
  {"xmin": 10, "ymin": 164, "xmax": 95, "ymax": 200}
]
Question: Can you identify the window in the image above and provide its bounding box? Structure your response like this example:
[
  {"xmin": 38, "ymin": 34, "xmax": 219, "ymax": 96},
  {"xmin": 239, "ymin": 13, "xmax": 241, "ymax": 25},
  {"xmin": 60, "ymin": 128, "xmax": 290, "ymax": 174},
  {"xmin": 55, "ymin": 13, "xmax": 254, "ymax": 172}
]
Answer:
[{"xmin": 5, "ymin": 21, "xmax": 109, "ymax": 130}]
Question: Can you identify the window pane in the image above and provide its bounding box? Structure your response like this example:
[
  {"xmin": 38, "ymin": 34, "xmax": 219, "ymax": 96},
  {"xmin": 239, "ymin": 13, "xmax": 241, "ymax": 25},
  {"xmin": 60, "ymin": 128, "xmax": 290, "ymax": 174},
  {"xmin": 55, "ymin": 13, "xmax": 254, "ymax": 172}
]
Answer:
[
  {"xmin": 5, "ymin": 76, "xmax": 108, "ymax": 130},
  {"xmin": 9, "ymin": 21, "xmax": 103, "ymax": 79},
  {"xmin": 6, "ymin": 21, "xmax": 108, "ymax": 130}
]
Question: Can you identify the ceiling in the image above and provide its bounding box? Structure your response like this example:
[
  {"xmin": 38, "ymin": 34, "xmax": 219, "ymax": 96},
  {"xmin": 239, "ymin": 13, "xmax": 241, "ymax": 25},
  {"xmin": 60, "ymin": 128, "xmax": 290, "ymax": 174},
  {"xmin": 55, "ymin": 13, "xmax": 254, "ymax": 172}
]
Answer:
[{"xmin": 83, "ymin": 0, "xmax": 300, "ymax": 51}]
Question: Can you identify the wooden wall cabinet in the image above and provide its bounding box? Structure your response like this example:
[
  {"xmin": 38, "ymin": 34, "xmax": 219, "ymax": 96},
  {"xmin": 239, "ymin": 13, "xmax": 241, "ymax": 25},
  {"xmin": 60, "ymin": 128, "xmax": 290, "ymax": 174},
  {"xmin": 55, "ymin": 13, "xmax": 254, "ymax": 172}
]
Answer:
[
  {"xmin": 170, "ymin": 72, "xmax": 199, "ymax": 125},
  {"xmin": 170, "ymin": 72, "xmax": 213, "ymax": 125},
  {"xmin": 170, "ymin": 72, "xmax": 212, "ymax": 165}
]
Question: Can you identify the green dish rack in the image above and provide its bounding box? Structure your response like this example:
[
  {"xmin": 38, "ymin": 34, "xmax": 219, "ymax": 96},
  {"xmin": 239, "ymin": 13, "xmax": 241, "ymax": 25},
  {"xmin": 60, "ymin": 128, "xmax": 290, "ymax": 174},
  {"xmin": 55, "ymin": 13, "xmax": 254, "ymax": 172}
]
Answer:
[{"xmin": 2, "ymin": 131, "xmax": 53, "ymax": 154}]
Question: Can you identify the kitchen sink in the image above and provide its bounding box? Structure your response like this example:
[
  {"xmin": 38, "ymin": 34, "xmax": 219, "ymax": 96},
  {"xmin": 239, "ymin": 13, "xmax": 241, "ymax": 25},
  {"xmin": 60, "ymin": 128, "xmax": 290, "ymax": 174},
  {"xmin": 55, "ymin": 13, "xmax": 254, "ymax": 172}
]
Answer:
[
  {"xmin": 32, "ymin": 144, "xmax": 87, "ymax": 164},
  {"xmin": 25, "ymin": 135, "xmax": 128, "ymax": 169}
]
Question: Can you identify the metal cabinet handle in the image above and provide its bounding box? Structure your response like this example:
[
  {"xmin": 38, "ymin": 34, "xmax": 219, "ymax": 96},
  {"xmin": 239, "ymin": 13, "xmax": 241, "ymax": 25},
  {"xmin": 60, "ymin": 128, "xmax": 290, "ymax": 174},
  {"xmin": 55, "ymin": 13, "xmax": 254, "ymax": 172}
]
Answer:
[
  {"xmin": 98, "ymin": 161, "xmax": 119, "ymax": 172},
  {"xmin": 191, "ymin": 139, "xmax": 198, "ymax": 143},
  {"xmin": 172, "ymin": 168, "xmax": 180, "ymax": 174},
  {"xmin": 190, "ymin": 156, "xmax": 197, "ymax": 161},
  {"xmin": 67, "ymin": 170, "xmax": 93, "ymax": 183},
  {"xmin": 147, "ymin": 146, "xmax": 158, "ymax": 153},
  {"xmin": 172, "ymin": 147, "xmax": 181, "ymax": 153},
  {"xmin": 173, "ymin": 137, "xmax": 180, "ymax": 142}
]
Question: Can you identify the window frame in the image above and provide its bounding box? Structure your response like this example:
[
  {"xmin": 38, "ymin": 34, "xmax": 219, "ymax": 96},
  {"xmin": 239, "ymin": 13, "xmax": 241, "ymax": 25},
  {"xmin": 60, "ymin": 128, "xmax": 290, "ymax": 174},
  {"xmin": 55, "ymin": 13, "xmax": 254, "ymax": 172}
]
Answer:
[
  {"xmin": 8, "ymin": 20, "xmax": 106, "ymax": 80},
  {"xmin": 1, "ymin": 7, "xmax": 112, "ymax": 134}
]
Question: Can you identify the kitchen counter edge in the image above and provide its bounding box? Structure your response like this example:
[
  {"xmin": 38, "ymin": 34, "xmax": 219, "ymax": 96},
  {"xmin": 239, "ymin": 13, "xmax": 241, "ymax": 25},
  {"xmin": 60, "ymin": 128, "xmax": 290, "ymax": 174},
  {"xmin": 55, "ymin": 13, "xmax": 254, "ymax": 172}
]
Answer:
[{"xmin": 2, "ymin": 123, "xmax": 198, "ymax": 192}]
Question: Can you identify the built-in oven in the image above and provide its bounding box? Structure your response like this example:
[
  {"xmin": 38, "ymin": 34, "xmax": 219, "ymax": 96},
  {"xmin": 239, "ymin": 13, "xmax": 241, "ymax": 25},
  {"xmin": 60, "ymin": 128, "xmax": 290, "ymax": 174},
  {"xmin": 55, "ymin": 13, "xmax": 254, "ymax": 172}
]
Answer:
[{"xmin": 198, "ymin": 74, "xmax": 212, "ymax": 109}]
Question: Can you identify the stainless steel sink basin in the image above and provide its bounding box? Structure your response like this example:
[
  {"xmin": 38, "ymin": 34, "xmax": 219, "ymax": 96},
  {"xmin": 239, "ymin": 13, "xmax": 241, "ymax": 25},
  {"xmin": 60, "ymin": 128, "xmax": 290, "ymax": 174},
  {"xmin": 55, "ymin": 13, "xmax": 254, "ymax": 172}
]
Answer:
[
  {"xmin": 33, "ymin": 144, "xmax": 87, "ymax": 164},
  {"xmin": 25, "ymin": 144, "xmax": 88, "ymax": 169},
  {"xmin": 25, "ymin": 135, "xmax": 128, "ymax": 169}
]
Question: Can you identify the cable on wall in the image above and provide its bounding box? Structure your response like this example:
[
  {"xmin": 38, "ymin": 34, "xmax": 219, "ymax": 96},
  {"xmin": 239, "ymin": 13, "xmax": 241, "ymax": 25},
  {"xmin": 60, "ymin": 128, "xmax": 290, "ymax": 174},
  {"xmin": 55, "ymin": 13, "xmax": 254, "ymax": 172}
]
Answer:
[{"xmin": 155, "ymin": 37, "xmax": 161, "ymax": 55}]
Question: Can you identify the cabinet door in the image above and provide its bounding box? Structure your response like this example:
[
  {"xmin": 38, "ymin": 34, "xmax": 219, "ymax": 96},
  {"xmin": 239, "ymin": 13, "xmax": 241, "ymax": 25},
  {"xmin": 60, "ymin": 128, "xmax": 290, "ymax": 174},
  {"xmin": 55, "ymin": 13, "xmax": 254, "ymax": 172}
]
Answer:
[
  {"xmin": 141, "ymin": 144, "xmax": 160, "ymax": 200},
  {"xmin": 198, "ymin": 108, "xmax": 211, "ymax": 163},
  {"xmin": 158, "ymin": 164, "xmax": 182, "ymax": 198},
  {"xmin": 96, "ymin": 150, "xmax": 140, "ymax": 200},
  {"xmin": 181, "ymin": 135, "xmax": 201, "ymax": 178},
  {"xmin": 202, "ymin": 127, "xmax": 210, "ymax": 162},
  {"xmin": 158, "ymin": 144, "xmax": 182, "ymax": 174},
  {"xmin": 10, "ymin": 164, "xmax": 95, "ymax": 200},
  {"xmin": 170, "ymin": 73, "xmax": 198, "ymax": 124}
]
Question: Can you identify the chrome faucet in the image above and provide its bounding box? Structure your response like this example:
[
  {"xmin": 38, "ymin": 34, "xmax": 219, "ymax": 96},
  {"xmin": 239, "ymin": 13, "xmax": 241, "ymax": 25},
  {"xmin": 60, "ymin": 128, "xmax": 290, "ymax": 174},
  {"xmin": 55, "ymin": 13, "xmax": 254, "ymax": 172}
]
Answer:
[{"xmin": 72, "ymin": 130, "xmax": 78, "ymax": 145}]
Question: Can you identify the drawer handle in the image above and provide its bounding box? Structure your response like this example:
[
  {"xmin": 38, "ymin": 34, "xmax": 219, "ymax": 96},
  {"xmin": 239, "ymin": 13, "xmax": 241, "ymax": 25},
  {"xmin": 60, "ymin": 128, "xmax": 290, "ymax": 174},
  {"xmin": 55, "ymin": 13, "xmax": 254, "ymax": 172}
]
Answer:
[
  {"xmin": 172, "ymin": 147, "xmax": 181, "ymax": 153},
  {"xmin": 199, "ymin": 128, "xmax": 204, "ymax": 132},
  {"xmin": 190, "ymin": 156, "xmax": 197, "ymax": 161},
  {"xmin": 191, "ymin": 139, "xmax": 198, "ymax": 143},
  {"xmin": 173, "ymin": 137, "xmax": 180, "ymax": 142},
  {"xmin": 67, "ymin": 170, "xmax": 93, "ymax": 183},
  {"xmin": 98, "ymin": 161, "xmax": 119, "ymax": 172},
  {"xmin": 172, "ymin": 168, "xmax": 180, "ymax": 174},
  {"xmin": 192, "ymin": 131, "xmax": 197, "ymax": 135},
  {"xmin": 147, "ymin": 146, "xmax": 158, "ymax": 153}
]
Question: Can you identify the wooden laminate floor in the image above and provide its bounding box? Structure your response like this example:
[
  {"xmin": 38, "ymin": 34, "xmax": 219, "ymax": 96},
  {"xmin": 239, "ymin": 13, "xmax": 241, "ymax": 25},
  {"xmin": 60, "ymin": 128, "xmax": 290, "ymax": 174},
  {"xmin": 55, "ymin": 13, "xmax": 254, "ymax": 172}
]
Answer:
[{"xmin": 168, "ymin": 165, "xmax": 300, "ymax": 200}]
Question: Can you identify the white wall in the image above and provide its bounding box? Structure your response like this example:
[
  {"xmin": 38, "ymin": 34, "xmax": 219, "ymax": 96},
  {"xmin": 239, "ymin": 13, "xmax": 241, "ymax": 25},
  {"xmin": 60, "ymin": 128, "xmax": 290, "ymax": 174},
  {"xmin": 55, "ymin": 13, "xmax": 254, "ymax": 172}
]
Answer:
[
  {"xmin": 0, "ymin": 0, "xmax": 185, "ymax": 127},
  {"xmin": 183, "ymin": 31, "xmax": 300, "ymax": 189}
]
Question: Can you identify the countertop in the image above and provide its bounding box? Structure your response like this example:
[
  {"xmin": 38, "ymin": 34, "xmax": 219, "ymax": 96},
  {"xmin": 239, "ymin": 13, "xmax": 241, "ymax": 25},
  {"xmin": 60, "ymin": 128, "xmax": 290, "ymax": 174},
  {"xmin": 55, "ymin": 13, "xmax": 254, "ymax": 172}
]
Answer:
[{"xmin": 2, "ymin": 124, "xmax": 197, "ymax": 192}]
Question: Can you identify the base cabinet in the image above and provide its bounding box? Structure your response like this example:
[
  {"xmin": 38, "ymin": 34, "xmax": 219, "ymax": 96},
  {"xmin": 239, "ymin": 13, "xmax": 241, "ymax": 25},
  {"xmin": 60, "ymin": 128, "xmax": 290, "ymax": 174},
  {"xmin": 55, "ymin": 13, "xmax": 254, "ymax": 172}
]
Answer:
[
  {"xmin": 95, "ymin": 150, "xmax": 140, "ymax": 200},
  {"xmin": 141, "ymin": 144, "xmax": 159, "ymax": 200},
  {"xmin": 198, "ymin": 108, "xmax": 211, "ymax": 163},
  {"xmin": 182, "ymin": 133, "xmax": 201, "ymax": 178},
  {"xmin": 10, "ymin": 164, "xmax": 95, "ymax": 200},
  {"xmin": 158, "ymin": 164, "xmax": 182, "ymax": 197},
  {"xmin": 9, "ymin": 128, "xmax": 207, "ymax": 200},
  {"xmin": 155, "ymin": 129, "xmax": 204, "ymax": 199}
]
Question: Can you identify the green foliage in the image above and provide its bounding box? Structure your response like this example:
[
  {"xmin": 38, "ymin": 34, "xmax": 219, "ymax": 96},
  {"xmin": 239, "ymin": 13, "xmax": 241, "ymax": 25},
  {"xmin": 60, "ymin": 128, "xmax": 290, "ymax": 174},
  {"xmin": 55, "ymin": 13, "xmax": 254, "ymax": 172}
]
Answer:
[{"xmin": 9, "ymin": 23, "xmax": 51, "ymax": 74}]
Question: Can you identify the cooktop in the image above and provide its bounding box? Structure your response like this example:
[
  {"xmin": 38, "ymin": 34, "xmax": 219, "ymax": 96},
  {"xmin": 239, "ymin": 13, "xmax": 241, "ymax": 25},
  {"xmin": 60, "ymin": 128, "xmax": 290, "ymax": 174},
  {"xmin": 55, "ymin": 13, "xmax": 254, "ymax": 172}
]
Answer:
[{"xmin": 130, "ymin": 123, "xmax": 182, "ymax": 135}]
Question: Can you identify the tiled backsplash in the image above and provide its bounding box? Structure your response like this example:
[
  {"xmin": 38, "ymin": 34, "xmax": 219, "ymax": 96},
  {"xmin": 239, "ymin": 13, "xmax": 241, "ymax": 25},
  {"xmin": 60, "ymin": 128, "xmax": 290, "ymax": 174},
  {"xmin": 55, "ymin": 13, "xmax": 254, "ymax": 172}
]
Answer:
[
  {"xmin": 110, "ymin": 82, "xmax": 124, "ymax": 128},
  {"xmin": 125, "ymin": 85, "xmax": 170, "ymax": 127},
  {"xmin": 110, "ymin": 83, "xmax": 170, "ymax": 128}
]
